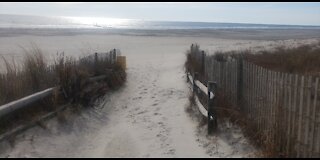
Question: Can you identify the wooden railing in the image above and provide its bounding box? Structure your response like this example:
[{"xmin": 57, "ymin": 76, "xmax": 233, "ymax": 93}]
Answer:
[{"xmin": 187, "ymin": 72, "xmax": 218, "ymax": 134}]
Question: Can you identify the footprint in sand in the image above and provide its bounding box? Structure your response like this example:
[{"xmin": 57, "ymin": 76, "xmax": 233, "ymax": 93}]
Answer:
[
  {"xmin": 132, "ymin": 97, "xmax": 142, "ymax": 100},
  {"xmin": 167, "ymin": 149, "xmax": 176, "ymax": 155},
  {"xmin": 137, "ymin": 110, "xmax": 147, "ymax": 115},
  {"xmin": 122, "ymin": 105, "xmax": 128, "ymax": 109}
]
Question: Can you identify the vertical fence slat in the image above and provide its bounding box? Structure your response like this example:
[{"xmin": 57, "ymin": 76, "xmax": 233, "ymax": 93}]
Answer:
[
  {"xmin": 256, "ymin": 66, "xmax": 260, "ymax": 132},
  {"xmin": 297, "ymin": 76, "xmax": 305, "ymax": 157},
  {"xmin": 263, "ymin": 68, "xmax": 268, "ymax": 137},
  {"xmin": 232, "ymin": 61, "xmax": 236, "ymax": 107},
  {"xmin": 243, "ymin": 60, "xmax": 247, "ymax": 114},
  {"xmin": 292, "ymin": 74, "xmax": 299, "ymax": 156},
  {"xmin": 303, "ymin": 76, "xmax": 312, "ymax": 157},
  {"xmin": 270, "ymin": 71, "xmax": 275, "ymax": 148},
  {"xmin": 231, "ymin": 61, "xmax": 234, "ymax": 105},
  {"xmin": 226, "ymin": 61, "xmax": 229, "ymax": 97},
  {"xmin": 317, "ymin": 83, "xmax": 320, "ymax": 158},
  {"xmin": 277, "ymin": 72, "xmax": 283, "ymax": 153},
  {"xmin": 266, "ymin": 70, "xmax": 271, "ymax": 145},
  {"xmin": 245, "ymin": 61, "xmax": 249, "ymax": 114},
  {"xmin": 248, "ymin": 62, "xmax": 252, "ymax": 119},
  {"xmin": 273, "ymin": 72, "xmax": 280, "ymax": 152},
  {"xmin": 260, "ymin": 67, "xmax": 264, "ymax": 135},
  {"xmin": 286, "ymin": 74, "xmax": 293, "ymax": 156},
  {"xmin": 282, "ymin": 73, "xmax": 288, "ymax": 155},
  {"xmin": 256, "ymin": 65, "xmax": 260, "ymax": 130},
  {"xmin": 309, "ymin": 78, "xmax": 319, "ymax": 157},
  {"xmin": 251, "ymin": 63, "xmax": 255, "ymax": 121},
  {"xmin": 235, "ymin": 60, "xmax": 238, "ymax": 107}
]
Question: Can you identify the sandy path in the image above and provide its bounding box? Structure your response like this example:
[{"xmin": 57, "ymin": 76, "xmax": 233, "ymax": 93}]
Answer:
[
  {"xmin": 77, "ymin": 53, "xmax": 210, "ymax": 157},
  {"xmin": 72, "ymin": 52, "xmax": 213, "ymax": 157},
  {"xmin": 0, "ymin": 52, "xmax": 210, "ymax": 157}
]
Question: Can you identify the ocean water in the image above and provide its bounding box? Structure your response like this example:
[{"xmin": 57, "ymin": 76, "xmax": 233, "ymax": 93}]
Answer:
[{"xmin": 0, "ymin": 14, "xmax": 320, "ymax": 30}]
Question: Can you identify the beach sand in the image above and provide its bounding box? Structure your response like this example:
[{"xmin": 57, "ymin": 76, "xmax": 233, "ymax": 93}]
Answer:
[{"xmin": 0, "ymin": 28, "xmax": 319, "ymax": 157}]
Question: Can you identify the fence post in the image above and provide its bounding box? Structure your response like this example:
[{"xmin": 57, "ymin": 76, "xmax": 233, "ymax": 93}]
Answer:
[
  {"xmin": 109, "ymin": 51, "xmax": 112, "ymax": 64},
  {"xmin": 113, "ymin": 48, "xmax": 117, "ymax": 64},
  {"xmin": 237, "ymin": 56, "xmax": 243, "ymax": 109},
  {"xmin": 94, "ymin": 52, "xmax": 98, "ymax": 75},
  {"xmin": 208, "ymin": 81, "xmax": 218, "ymax": 134},
  {"xmin": 191, "ymin": 44, "xmax": 194, "ymax": 53},
  {"xmin": 193, "ymin": 72, "xmax": 198, "ymax": 94},
  {"xmin": 201, "ymin": 51, "xmax": 205, "ymax": 75},
  {"xmin": 186, "ymin": 72, "xmax": 190, "ymax": 83},
  {"xmin": 220, "ymin": 62, "xmax": 225, "ymax": 90}
]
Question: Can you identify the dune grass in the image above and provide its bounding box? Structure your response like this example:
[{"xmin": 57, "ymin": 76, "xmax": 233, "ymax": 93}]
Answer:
[
  {"xmin": 244, "ymin": 41, "xmax": 320, "ymax": 76},
  {"xmin": 0, "ymin": 48, "xmax": 126, "ymax": 106},
  {"xmin": 211, "ymin": 40, "xmax": 320, "ymax": 76},
  {"xmin": 0, "ymin": 47, "xmax": 56, "ymax": 106}
]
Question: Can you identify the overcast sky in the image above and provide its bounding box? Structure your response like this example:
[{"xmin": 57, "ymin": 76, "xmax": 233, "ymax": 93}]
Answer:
[{"xmin": 0, "ymin": 2, "xmax": 320, "ymax": 25}]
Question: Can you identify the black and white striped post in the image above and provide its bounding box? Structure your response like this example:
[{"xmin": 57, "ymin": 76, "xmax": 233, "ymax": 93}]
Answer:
[{"xmin": 208, "ymin": 81, "xmax": 217, "ymax": 134}]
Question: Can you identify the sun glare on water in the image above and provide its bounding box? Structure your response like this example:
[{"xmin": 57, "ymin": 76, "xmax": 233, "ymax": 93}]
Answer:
[{"xmin": 64, "ymin": 16, "xmax": 134, "ymax": 28}]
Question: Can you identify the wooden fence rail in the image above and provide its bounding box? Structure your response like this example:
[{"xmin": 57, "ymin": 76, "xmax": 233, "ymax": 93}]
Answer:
[{"xmin": 187, "ymin": 72, "xmax": 217, "ymax": 134}]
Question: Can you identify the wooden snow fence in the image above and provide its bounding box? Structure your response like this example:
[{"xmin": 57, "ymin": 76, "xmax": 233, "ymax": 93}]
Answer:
[{"xmin": 187, "ymin": 44, "xmax": 320, "ymax": 157}]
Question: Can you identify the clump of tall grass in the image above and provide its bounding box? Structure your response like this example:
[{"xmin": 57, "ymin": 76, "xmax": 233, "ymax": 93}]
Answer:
[
  {"xmin": 0, "ymin": 46, "xmax": 126, "ymax": 136},
  {"xmin": 244, "ymin": 41, "xmax": 320, "ymax": 76},
  {"xmin": 0, "ymin": 48, "xmax": 126, "ymax": 107},
  {"xmin": 184, "ymin": 43, "xmax": 207, "ymax": 83},
  {"xmin": 53, "ymin": 51, "xmax": 126, "ymax": 106},
  {"xmin": 185, "ymin": 44, "xmax": 202, "ymax": 73},
  {"xmin": 0, "ymin": 47, "xmax": 56, "ymax": 106}
]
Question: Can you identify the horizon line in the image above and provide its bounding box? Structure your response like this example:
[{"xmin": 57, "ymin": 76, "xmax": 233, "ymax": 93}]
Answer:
[{"xmin": 1, "ymin": 13, "xmax": 320, "ymax": 27}]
